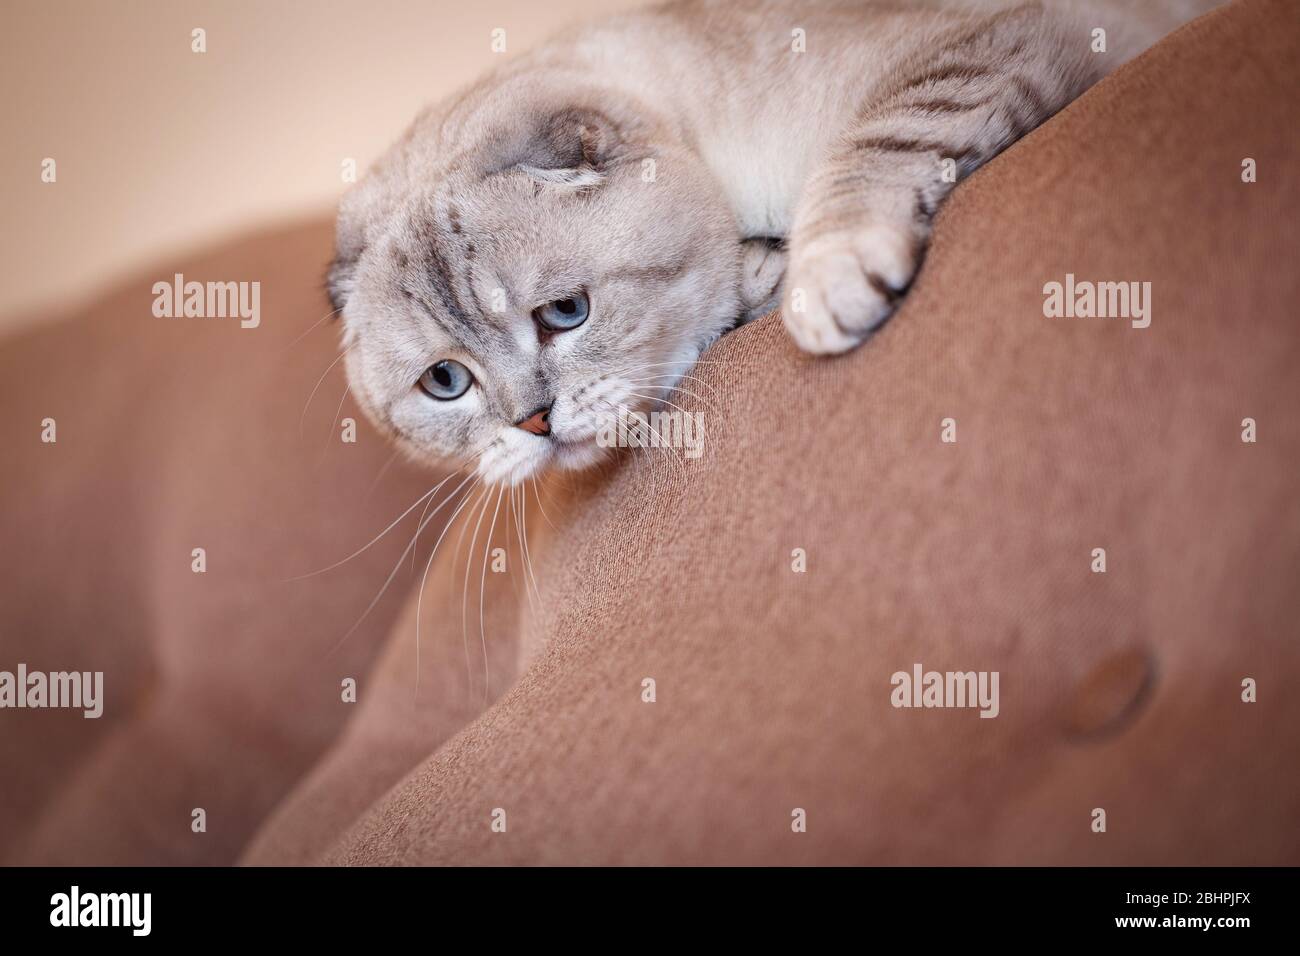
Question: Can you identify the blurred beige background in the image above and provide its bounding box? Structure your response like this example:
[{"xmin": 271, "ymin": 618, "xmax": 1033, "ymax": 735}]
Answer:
[{"xmin": 0, "ymin": 0, "xmax": 645, "ymax": 330}]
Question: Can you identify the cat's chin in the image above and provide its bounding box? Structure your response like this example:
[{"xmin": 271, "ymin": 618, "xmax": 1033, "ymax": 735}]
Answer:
[
  {"xmin": 550, "ymin": 437, "xmax": 611, "ymax": 473},
  {"xmin": 474, "ymin": 434, "xmax": 611, "ymax": 487}
]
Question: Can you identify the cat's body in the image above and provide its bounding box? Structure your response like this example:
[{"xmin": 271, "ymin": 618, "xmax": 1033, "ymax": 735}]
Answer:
[
  {"xmin": 330, "ymin": 0, "xmax": 1217, "ymax": 484},
  {"xmin": 505, "ymin": 0, "xmax": 1143, "ymax": 238}
]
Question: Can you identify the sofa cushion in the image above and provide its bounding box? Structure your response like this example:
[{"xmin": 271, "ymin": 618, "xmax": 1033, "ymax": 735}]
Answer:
[
  {"xmin": 3, "ymin": 0, "xmax": 1295, "ymax": 866},
  {"xmin": 260, "ymin": 0, "xmax": 1299, "ymax": 865}
]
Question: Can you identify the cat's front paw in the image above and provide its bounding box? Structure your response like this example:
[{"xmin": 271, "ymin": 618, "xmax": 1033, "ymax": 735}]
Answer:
[{"xmin": 782, "ymin": 225, "xmax": 918, "ymax": 354}]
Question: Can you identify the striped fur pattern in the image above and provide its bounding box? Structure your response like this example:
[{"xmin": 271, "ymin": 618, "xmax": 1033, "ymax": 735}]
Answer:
[{"xmin": 330, "ymin": 0, "xmax": 1217, "ymax": 483}]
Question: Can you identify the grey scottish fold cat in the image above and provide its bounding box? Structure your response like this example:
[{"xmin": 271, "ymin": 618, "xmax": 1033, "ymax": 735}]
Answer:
[{"xmin": 328, "ymin": 0, "xmax": 1215, "ymax": 485}]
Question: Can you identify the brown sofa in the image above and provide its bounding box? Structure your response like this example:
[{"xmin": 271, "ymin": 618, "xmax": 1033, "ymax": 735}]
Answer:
[{"xmin": 2, "ymin": 0, "xmax": 1297, "ymax": 865}]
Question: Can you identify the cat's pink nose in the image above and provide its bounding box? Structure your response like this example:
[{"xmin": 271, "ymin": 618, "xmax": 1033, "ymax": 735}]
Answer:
[{"xmin": 515, "ymin": 406, "xmax": 551, "ymax": 436}]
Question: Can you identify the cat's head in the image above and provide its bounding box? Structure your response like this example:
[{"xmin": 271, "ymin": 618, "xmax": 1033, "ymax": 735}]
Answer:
[{"xmin": 328, "ymin": 78, "xmax": 740, "ymax": 485}]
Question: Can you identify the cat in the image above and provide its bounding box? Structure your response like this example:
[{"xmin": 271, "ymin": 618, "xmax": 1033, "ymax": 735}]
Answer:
[{"xmin": 327, "ymin": 0, "xmax": 1218, "ymax": 485}]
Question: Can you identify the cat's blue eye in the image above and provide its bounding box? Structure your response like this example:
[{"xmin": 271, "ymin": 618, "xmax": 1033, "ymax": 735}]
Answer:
[
  {"xmin": 533, "ymin": 291, "xmax": 590, "ymax": 332},
  {"xmin": 418, "ymin": 360, "xmax": 473, "ymax": 400}
]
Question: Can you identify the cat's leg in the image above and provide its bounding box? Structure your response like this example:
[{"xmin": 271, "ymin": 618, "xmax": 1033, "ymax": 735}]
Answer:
[
  {"xmin": 784, "ymin": 5, "xmax": 1100, "ymax": 353},
  {"xmin": 739, "ymin": 236, "xmax": 787, "ymax": 324}
]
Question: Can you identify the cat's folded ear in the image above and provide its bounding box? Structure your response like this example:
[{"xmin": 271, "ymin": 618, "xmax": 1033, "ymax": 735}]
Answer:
[{"xmin": 513, "ymin": 107, "xmax": 628, "ymax": 190}]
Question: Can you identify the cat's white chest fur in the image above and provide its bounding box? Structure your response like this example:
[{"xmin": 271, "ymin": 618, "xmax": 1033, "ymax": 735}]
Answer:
[
  {"xmin": 571, "ymin": 21, "xmax": 839, "ymax": 239},
  {"xmin": 695, "ymin": 121, "xmax": 808, "ymax": 238}
]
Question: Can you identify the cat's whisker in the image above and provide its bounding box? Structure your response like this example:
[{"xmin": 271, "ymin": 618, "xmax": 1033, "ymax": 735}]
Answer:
[
  {"xmin": 625, "ymin": 381, "xmax": 723, "ymax": 422},
  {"xmin": 430, "ymin": 479, "xmax": 491, "ymax": 695},
  {"xmin": 287, "ymin": 468, "xmax": 464, "ymax": 582},
  {"xmin": 362, "ymin": 448, "xmax": 402, "ymax": 504},
  {"xmin": 281, "ymin": 306, "xmax": 342, "ymax": 354},
  {"xmin": 450, "ymin": 479, "xmax": 488, "ymax": 592},
  {"xmin": 506, "ymin": 485, "xmax": 525, "ymax": 609},
  {"xmin": 413, "ymin": 477, "xmax": 484, "ymax": 699},
  {"xmin": 519, "ymin": 483, "xmax": 543, "ymax": 610},
  {"xmin": 624, "ymin": 391, "xmax": 706, "ymax": 425},
  {"xmin": 531, "ymin": 475, "xmax": 559, "ymax": 534},
  {"xmin": 478, "ymin": 484, "xmax": 506, "ymax": 706},
  {"xmin": 594, "ymin": 398, "xmax": 661, "ymax": 498},
  {"xmin": 409, "ymin": 465, "xmax": 469, "ymax": 573},
  {"xmin": 627, "ymin": 387, "xmax": 727, "ymax": 445},
  {"xmin": 400, "ymin": 445, "xmax": 497, "ymax": 580},
  {"xmin": 595, "ymin": 397, "xmax": 686, "ymax": 490},
  {"xmin": 409, "ymin": 492, "xmax": 436, "ymax": 575},
  {"xmin": 503, "ymin": 484, "xmax": 523, "ymax": 607},
  {"xmin": 596, "ymin": 396, "xmax": 683, "ymax": 466},
  {"xmin": 460, "ymin": 484, "xmax": 496, "ymax": 700},
  {"xmin": 613, "ymin": 369, "xmax": 728, "ymax": 411},
  {"xmin": 627, "ymin": 374, "xmax": 725, "ymax": 407},
  {"xmin": 298, "ymin": 347, "xmax": 351, "ymax": 442},
  {"xmin": 609, "ymin": 365, "xmax": 728, "ymax": 424},
  {"xmin": 327, "ymin": 468, "xmax": 478, "ymax": 659},
  {"xmin": 611, "ymin": 357, "xmax": 726, "ymax": 375},
  {"xmin": 610, "ymin": 361, "xmax": 730, "ymax": 398},
  {"xmin": 614, "ymin": 359, "xmax": 733, "ymax": 367},
  {"xmin": 627, "ymin": 372, "xmax": 722, "ymax": 395},
  {"xmin": 315, "ymin": 383, "xmax": 352, "ymax": 466},
  {"xmin": 512, "ymin": 484, "xmax": 541, "ymax": 613}
]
